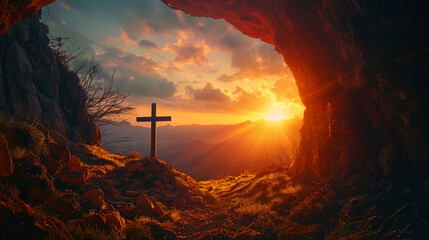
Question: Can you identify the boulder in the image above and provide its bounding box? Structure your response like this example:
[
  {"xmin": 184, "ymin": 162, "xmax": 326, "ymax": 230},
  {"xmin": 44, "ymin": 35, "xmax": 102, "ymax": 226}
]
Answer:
[
  {"xmin": 124, "ymin": 190, "xmax": 139, "ymax": 197},
  {"xmin": 12, "ymin": 153, "xmax": 57, "ymax": 203},
  {"xmin": 0, "ymin": 133, "xmax": 13, "ymax": 177},
  {"xmin": 174, "ymin": 176, "xmax": 192, "ymax": 191},
  {"xmin": 152, "ymin": 202, "xmax": 165, "ymax": 217},
  {"xmin": 45, "ymin": 192, "xmax": 80, "ymax": 220},
  {"xmin": 82, "ymin": 189, "xmax": 105, "ymax": 209},
  {"xmin": 189, "ymin": 195, "xmax": 204, "ymax": 205},
  {"xmin": 136, "ymin": 194, "xmax": 154, "ymax": 213},
  {"xmin": 59, "ymin": 169, "xmax": 88, "ymax": 186},
  {"xmin": 42, "ymin": 141, "xmax": 70, "ymax": 177},
  {"xmin": 118, "ymin": 204, "xmax": 138, "ymax": 220},
  {"xmin": 127, "ymin": 161, "xmax": 143, "ymax": 172},
  {"xmin": 59, "ymin": 156, "xmax": 89, "ymax": 186},
  {"xmin": 0, "ymin": 188, "xmax": 72, "ymax": 240},
  {"xmin": 66, "ymin": 155, "xmax": 82, "ymax": 172}
]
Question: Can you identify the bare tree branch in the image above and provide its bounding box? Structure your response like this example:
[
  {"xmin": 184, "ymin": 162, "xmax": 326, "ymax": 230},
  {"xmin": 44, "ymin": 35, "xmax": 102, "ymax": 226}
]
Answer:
[{"xmin": 49, "ymin": 36, "xmax": 136, "ymax": 125}]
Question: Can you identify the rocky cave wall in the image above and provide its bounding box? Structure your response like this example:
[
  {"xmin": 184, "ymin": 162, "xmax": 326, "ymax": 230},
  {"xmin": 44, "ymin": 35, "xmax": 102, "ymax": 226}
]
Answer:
[
  {"xmin": 161, "ymin": 0, "xmax": 429, "ymax": 182},
  {"xmin": 1, "ymin": 0, "xmax": 428, "ymax": 182},
  {"xmin": 0, "ymin": 12, "xmax": 101, "ymax": 145}
]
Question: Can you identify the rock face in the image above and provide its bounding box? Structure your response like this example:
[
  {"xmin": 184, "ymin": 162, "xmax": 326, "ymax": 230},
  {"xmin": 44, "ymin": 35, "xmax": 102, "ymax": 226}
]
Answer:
[
  {"xmin": 0, "ymin": 132, "xmax": 13, "ymax": 176},
  {"xmin": 0, "ymin": 188, "xmax": 72, "ymax": 240},
  {"xmin": 0, "ymin": 0, "xmax": 55, "ymax": 35},
  {"xmin": 0, "ymin": 12, "xmax": 101, "ymax": 145},
  {"xmin": 162, "ymin": 0, "xmax": 429, "ymax": 182}
]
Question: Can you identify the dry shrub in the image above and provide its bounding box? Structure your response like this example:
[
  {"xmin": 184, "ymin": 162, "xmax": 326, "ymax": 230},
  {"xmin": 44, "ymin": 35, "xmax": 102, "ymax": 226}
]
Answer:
[
  {"xmin": 254, "ymin": 211, "xmax": 325, "ymax": 239},
  {"xmin": 125, "ymin": 223, "xmax": 153, "ymax": 240},
  {"xmin": 288, "ymin": 185, "xmax": 341, "ymax": 226},
  {"xmin": 0, "ymin": 114, "xmax": 48, "ymax": 156},
  {"xmin": 328, "ymin": 206, "xmax": 409, "ymax": 240},
  {"xmin": 11, "ymin": 146, "xmax": 27, "ymax": 159},
  {"xmin": 234, "ymin": 199, "xmax": 272, "ymax": 218}
]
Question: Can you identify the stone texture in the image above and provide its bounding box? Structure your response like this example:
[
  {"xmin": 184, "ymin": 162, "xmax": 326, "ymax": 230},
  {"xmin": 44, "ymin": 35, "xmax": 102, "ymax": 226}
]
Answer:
[
  {"xmin": 59, "ymin": 155, "xmax": 89, "ymax": 186},
  {"xmin": 0, "ymin": 0, "xmax": 55, "ymax": 35},
  {"xmin": 0, "ymin": 12, "xmax": 101, "ymax": 146},
  {"xmin": 0, "ymin": 188, "xmax": 72, "ymax": 240},
  {"xmin": 0, "ymin": 132, "xmax": 13, "ymax": 177},
  {"xmin": 82, "ymin": 157, "xmax": 207, "ymax": 209},
  {"xmin": 41, "ymin": 140, "xmax": 70, "ymax": 177},
  {"xmin": 45, "ymin": 192, "xmax": 80, "ymax": 220},
  {"xmin": 82, "ymin": 189, "xmax": 105, "ymax": 209},
  {"xmin": 162, "ymin": 0, "xmax": 429, "ymax": 183},
  {"xmin": 12, "ymin": 152, "xmax": 57, "ymax": 203}
]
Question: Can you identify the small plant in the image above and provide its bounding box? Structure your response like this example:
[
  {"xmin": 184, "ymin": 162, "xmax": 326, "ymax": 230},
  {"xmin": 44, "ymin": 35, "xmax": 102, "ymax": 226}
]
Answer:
[
  {"xmin": 125, "ymin": 222, "xmax": 154, "ymax": 240},
  {"xmin": 234, "ymin": 198, "xmax": 272, "ymax": 218},
  {"xmin": 328, "ymin": 205, "xmax": 409, "ymax": 240},
  {"xmin": 11, "ymin": 146, "xmax": 27, "ymax": 159},
  {"xmin": 49, "ymin": 35, "xmax": 87, "ymax": 68},
  {"xmin": 0, "ymin": 114, "xmax": 48, "ymax": 157}
]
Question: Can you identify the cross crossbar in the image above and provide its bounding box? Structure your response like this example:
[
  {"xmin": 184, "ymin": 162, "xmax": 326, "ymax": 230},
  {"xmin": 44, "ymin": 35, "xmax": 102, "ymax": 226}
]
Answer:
[
  {"xmin": 136, "ymin": 103, "xmax": 171, "ymax": 157},
  {"xmin": 136, "ymin": 116, "xmax": 171, "ymax": 122}
]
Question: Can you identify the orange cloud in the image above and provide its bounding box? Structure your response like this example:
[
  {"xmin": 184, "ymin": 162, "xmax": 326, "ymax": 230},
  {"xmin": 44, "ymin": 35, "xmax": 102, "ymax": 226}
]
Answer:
[
  {"xmin": 107, "ymin": 28, "xmax": 138, "ymax": 46},
  {"xmin": 165, "ymin": 32, "xmax": 210, "ymax": 67},
  {"xmin": 186, "ymin": 82, "xmax": 230, "ymax": 102}
]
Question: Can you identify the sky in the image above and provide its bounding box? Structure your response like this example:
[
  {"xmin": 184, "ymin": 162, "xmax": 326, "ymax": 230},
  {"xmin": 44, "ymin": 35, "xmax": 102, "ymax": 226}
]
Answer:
[{"xmin": 42, "ymin": 0, "xmax": 304, "ymax": 126}]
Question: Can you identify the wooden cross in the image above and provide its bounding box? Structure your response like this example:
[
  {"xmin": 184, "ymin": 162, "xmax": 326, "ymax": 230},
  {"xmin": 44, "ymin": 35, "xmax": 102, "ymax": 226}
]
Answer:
[{"xmin": 136, "ymin": 103, "xmax": 171, "ymax": 157}]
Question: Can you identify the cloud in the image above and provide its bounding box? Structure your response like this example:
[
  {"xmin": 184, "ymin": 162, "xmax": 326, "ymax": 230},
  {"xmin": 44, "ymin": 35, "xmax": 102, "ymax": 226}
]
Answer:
[
  {"xmin": 95, "ymin": 46, "xmax": 176, "ymax": 98},
  {"xmin": 139, "ymin": 39, "xmax": 159, "ymax": 51},
  {"xmin": 232, "ymin": 86, "xmax": 270, "ymax": 113},
  {"xmin": 217, "ymin": 74, "xmax": 235, "ymax": 82},
  {"xmin": 165, "ymin": 32, "xmax": 210, "ymax": 67},
  {"xmin": 186, "ymin": 82, "xmax": 229, "ymax": 102},
  {"xmin": 107, "ymin": 28, "xmax": 138, "ymax": 46},
  {"xmin": 44, "ymin": 13, "xmax": 94, "ymax": 52},
  {"xmin": 270, "ymin": 77, "xmax": 300, "ymax": 101},
  {"xmin": 183, "ymin": 82, "xmax": 271, "ymax": 114},
  {"xmin": 216, "ymin": 33, "xmax": 288, "ymax": 82}
]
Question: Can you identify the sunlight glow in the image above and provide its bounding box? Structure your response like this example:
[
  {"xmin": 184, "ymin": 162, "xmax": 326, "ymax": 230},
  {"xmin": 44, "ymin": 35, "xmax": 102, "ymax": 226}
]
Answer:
[{"xmin": 266, "ymin": 110, "xmax": 284, "ymax": 121}]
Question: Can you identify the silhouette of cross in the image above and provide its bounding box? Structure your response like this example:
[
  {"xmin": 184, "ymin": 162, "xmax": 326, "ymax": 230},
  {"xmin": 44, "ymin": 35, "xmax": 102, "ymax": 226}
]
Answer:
[{"xmin": 136, "ymin": 103, "xmax": 171, "ymax": 157}]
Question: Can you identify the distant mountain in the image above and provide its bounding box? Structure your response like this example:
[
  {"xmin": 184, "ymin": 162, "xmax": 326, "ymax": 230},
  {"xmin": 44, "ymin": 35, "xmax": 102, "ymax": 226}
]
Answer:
[{"xmin": 100, "ymin": 118, "xmax": 302, "ymax": 179}]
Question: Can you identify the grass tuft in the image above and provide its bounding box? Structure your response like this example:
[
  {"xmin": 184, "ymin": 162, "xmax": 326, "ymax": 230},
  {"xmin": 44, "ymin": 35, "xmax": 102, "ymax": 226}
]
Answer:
[
  {"xmin": 328, "ymin": 205, "xmax": 409, "ymax": 240},
  {"xmin": 0, "ymin": 114, "xmax": 48, "ymax": 156},
  {"xmin": 234, "ymin": 198, "xmax": 272, "ymax": 218},
  {"xmin": 69, "ymin": 225, "xmax": 124, "ymax": 240}
]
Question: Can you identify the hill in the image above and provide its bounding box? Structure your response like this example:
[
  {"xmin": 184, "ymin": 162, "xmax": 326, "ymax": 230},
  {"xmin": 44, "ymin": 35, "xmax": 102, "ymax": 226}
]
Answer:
[{"xmin": 100, "ymin": 118, "xmax": 302, "ymax": 179}]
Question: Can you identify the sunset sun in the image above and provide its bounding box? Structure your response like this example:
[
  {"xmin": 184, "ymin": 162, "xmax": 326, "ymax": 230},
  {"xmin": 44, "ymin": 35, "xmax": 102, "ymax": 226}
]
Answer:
[{"xmin": 266, "ymin": 110, "xmax": 284, "ymax": 121}]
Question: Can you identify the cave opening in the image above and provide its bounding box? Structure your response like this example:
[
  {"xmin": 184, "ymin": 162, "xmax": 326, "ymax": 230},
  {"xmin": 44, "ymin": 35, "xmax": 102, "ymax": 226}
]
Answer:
[
  {"xmin": 42, "ymin": 0, "xmax": 305, "ymax": 180},
  {"xmin": 1, "ymin": 0, "xmax": 429, "ymax": 238}
]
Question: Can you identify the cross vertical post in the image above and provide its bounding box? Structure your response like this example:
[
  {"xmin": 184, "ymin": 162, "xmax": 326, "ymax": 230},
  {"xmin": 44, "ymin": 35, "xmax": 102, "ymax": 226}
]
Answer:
[
  {"xmin": 151, "ymin": 103, "xmax": 156, "ymax": 157},
  {"xmin": 136, "ymin": 103, "xmax": 171, "ymax": 157}
]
